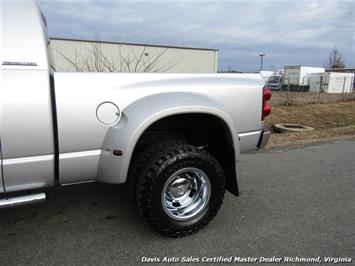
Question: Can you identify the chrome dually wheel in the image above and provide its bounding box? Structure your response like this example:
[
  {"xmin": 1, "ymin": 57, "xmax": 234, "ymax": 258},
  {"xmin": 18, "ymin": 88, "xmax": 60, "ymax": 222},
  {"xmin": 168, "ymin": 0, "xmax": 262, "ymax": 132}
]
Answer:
[
  {"xmin": 133, "ymin": 140, "xmax": 225, "ymax": 237},
  {"xmin": 162, "ymin": 167, "xmax": 211, "ymax": 221}
]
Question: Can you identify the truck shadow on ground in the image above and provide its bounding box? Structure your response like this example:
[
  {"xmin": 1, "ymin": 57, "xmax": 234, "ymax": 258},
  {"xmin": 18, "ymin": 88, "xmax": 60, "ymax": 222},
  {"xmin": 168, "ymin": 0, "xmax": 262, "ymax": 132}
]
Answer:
[{"xmin": 0, "ymin": 182, "xmax": 157, "ymax": 239}]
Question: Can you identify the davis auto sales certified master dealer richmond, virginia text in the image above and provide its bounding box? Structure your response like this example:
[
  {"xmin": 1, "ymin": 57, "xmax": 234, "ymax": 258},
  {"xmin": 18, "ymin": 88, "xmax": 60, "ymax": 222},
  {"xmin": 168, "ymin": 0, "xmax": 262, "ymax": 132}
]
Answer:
[{"xmin": 141, "ymin": 256, "xmax": 352, "ymax": 263}]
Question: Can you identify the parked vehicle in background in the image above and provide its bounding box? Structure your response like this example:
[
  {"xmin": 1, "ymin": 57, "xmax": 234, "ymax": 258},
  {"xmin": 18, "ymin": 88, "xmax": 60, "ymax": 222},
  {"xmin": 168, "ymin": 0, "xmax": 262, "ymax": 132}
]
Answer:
[
  {"xmin": 0, "ymin": 1, "xmax": 271, "ymax": 237},
  {"xmin": 267, "ymin": 75, "xmax": 284, "ymax": 91},
  {"xmin": 283, "ymin": 66, "xmax": 325, "ymax": 91},
  {"xmin": 260, "ymin": 70, "xmax": 274, "ymax": 83},
  {"xmin": 309, "ymin": 72, "xmax": 355, "ymax": 93}
]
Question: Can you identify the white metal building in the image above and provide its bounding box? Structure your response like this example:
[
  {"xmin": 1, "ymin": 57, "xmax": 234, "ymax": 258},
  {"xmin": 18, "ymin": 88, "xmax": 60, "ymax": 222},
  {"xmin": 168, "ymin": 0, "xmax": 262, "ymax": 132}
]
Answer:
[
  {"xmin": 50, "ymin": 38, "xmax": 218, "ymax": 73},
  {"xmin": 309, "ymin": 72, "xmax": 354, "ymax": 93}
]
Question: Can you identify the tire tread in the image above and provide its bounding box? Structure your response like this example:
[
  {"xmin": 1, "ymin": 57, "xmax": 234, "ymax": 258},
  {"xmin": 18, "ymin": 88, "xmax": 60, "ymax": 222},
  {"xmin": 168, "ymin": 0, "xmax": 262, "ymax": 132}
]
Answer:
[{"xmin": 131, "ymin": 140, "xmax": 225, "ymax": 237}]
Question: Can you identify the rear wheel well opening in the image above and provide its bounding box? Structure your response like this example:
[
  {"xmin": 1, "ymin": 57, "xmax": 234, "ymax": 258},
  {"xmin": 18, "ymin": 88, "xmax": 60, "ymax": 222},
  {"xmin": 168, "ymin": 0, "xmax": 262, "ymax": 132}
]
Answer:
[{"xmin": 129, "ymin": 113, "xmax": 239, "ymax": 196}]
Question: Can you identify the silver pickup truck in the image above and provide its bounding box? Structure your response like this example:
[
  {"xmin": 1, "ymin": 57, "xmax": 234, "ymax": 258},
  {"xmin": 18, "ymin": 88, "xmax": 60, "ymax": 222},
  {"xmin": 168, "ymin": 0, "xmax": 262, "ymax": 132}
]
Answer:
[{"xmin": 0, "ymin": 1, "xmax": 271, "ymax": 236}]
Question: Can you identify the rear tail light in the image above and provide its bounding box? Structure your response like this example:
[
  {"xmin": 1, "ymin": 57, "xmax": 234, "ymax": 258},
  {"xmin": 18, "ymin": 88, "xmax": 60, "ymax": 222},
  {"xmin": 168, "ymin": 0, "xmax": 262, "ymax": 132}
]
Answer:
[{"xmin": 262, "ymin": 85, "xmax": 272, "ymax": 120}]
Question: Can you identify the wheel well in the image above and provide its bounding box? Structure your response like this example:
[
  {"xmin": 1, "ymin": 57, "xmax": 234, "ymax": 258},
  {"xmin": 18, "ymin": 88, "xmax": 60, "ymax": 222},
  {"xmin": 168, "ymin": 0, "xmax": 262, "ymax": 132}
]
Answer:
[{"xmin": 130, "ymin": 113, "xmax": 239, "ymax": 196}]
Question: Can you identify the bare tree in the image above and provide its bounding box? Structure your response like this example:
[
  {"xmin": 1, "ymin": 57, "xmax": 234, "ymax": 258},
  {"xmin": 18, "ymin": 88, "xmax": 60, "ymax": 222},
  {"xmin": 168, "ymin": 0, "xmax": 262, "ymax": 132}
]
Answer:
[
  {"xmin": 53, "ymin": 40, "xmax": 178, "ymax": 73},
  {"xmin": 325, "ymin": 47, "xmax": 346, "ymax": 69}
]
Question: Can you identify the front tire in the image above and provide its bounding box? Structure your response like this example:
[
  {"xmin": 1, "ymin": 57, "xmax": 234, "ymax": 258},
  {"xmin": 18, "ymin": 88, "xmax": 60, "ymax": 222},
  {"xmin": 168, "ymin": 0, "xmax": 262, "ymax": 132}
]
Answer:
[{"xmin": 133, "ymin": 140, "xmax": 225, "ymax": 237}]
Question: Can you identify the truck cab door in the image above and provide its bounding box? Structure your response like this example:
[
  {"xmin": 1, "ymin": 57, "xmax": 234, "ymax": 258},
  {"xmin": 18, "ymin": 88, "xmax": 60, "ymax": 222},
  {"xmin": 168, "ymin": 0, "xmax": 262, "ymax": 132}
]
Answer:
[{"xmin": 0, "ymin": 1, "xmax": 55, "ymax": 193}]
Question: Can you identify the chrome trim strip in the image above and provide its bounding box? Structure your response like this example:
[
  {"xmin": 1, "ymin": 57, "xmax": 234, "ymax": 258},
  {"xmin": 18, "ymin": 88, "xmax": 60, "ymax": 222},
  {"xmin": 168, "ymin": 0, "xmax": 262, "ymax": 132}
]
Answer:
[
  {"xmin": 238, "ymin": 130, "xmax": 262, "ymax": 138},
  {"xmin": 0, "ymin": 193, "xmax": 46, "ymax": 209},
  {"xmin": 59, "ymin": 150, "xmax": 101, "ymax": 159},
  {"xmin": 3, "ymin": 155, "xmax": 54, "ymax": 165},
  {"xmin": 61, "ymin": 180, "xmax": 96, "ymax": 186}
]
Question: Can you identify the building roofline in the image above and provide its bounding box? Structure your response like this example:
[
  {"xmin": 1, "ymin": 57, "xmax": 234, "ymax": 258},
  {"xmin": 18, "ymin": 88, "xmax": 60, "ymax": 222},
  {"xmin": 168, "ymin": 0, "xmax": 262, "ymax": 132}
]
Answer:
[
  {"xmin": 326, "ymin": 68, "xmax": 355, "ymax": 71},
  {"xmin": 284, "ymin": 65, "xmax": 325, "ymax": 68},
  {"xmin": 50, "ymin": 37, "xmax": 219, "ymax": 52}
]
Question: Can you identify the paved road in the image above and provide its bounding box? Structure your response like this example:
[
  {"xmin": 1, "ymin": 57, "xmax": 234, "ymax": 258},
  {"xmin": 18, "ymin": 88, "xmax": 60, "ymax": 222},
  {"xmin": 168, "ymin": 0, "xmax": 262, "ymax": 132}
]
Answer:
[{"xmin": 1, "ymin": 140, "xmax": 354, "ymax": 265}]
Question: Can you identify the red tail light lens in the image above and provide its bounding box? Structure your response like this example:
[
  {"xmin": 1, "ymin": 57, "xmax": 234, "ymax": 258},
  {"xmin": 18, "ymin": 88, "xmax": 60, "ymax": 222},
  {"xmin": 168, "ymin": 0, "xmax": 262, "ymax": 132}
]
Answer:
[{"xmin": 262, "ymin": 86, "xmax": 272, "ymax": 120}]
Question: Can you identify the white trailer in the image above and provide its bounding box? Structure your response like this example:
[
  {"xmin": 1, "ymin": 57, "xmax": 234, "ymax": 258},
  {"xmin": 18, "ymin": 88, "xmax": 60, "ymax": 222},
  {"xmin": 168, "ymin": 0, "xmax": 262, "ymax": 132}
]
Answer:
[
  {"xmin": 283, "ymin": 66, "xmax": 325, "ymax": 90},
  {"xmin": 309, "ymin": 72, "xmax": 354, "ymax": 93}
]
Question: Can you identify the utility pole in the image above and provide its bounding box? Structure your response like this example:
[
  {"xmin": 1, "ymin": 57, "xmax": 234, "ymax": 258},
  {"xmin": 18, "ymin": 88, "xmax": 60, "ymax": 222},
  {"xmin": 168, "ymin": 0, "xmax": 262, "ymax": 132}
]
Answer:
[{"xmin": 259, "ymin": 54, "xmax": 265, "ymax": 71}]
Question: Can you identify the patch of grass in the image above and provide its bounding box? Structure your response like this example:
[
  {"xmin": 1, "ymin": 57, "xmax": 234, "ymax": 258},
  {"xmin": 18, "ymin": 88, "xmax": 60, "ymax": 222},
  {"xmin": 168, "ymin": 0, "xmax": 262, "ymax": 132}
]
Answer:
[
  {"xmin": 264, "ymin": 101, "xmax": 355, "ymax": 147},
  {"xmin": 265, "ymin": 101, "xmax": 355, "ymax": 129},
  {"xmin": 268, "ymin": 126, "xmax": 355, "ymax": 148}
]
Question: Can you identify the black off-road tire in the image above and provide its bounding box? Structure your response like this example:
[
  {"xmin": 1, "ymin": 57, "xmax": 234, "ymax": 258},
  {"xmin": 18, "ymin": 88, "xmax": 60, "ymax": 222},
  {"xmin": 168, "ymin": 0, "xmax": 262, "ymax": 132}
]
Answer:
[
  {"xmin": 128, "ymin": 140, "xmax": 186, "ymax": 204},
  {"xmin": 132, "ymin": 140, "xmax": 225, "ymax": 237}
]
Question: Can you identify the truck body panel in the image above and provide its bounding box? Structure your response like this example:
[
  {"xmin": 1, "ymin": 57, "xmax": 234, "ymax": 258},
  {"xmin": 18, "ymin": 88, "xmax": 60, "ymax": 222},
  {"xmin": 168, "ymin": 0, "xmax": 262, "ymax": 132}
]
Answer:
[
  {"xmin": 0, "ymin": 70, "xmax": 55, "ymax": 192},
  {"xmin": 0, "ymin": 1, "xmax": 55, "ymax": 192},
  {"xmin": 54, "ymin": 72, "xmax": 263, "ymax": 184},
  {"xmin": 0, "ymin": 0, "xmax": 269, "ymax": 197}
]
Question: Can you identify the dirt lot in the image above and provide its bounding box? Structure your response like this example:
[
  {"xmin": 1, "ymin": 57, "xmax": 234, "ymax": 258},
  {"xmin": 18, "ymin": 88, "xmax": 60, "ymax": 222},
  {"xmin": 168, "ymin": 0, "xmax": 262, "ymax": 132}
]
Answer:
[{"xmin": 264, "ymin": 101, "xmax": 355, "ymax": 148}]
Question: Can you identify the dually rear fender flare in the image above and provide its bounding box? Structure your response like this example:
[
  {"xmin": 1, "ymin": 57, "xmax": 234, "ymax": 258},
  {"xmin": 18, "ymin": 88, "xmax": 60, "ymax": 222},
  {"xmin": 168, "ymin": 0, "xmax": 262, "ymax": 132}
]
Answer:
[{"xmin": 96, "ymin": 92, "xmax": 240, "ymax": 184}]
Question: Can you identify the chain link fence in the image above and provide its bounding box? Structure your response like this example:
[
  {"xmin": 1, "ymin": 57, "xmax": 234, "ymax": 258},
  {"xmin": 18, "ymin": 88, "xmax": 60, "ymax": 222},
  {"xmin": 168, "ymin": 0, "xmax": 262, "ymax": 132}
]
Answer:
[{"xmin": 270, "ymin": 72, "xmax": 355, "ymax": 106}]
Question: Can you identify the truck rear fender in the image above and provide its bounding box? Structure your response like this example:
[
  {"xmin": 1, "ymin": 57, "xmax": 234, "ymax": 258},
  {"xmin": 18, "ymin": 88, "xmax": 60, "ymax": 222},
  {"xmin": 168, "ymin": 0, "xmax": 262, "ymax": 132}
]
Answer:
[{"xmin": 97, "ymin": 92, "xmax": 240, "ymax": 194}]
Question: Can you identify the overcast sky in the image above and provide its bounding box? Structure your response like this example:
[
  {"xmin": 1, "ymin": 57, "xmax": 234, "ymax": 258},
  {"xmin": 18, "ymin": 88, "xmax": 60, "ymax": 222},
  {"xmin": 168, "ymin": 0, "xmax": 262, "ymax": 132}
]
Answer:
[{"xmin": 38, "ymin": 0, "xmax": 354, "ymax": 72}]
